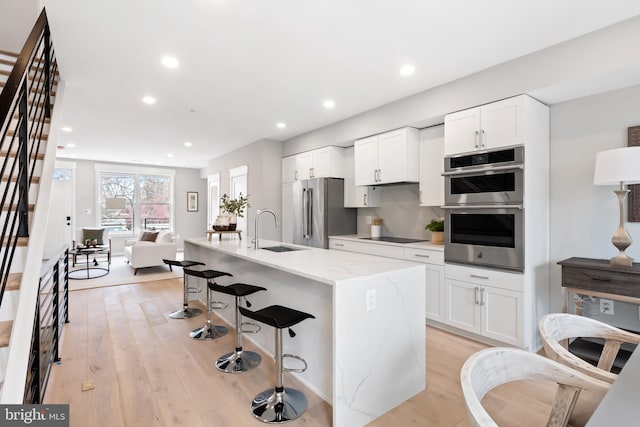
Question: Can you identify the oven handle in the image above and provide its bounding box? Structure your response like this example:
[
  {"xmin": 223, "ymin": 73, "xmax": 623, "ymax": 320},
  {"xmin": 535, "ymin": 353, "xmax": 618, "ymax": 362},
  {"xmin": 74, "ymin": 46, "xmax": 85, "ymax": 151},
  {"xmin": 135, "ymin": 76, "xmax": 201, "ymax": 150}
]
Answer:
[
  {"xmin": 441, "ymin": 204, "xmax": 523, "ymax": 210},
  {"xmin": 441, "ymin": 163, "xmax": 523, "ymax": 176}
]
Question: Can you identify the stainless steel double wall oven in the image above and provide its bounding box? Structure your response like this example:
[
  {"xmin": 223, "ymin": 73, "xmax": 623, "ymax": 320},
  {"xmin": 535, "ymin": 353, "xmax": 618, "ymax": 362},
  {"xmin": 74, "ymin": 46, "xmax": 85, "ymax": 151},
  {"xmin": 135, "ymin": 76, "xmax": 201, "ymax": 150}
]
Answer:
[{"xmin": 443, "ymin": 146, "xmax": 525, "ymax": 271}]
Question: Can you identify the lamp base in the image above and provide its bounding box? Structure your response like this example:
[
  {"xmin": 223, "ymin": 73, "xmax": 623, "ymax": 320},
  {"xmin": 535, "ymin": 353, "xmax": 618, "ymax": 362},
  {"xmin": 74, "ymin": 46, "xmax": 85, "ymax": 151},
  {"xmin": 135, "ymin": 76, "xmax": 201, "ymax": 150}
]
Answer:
[{"xmin": 610, "ymin": 253, "xmax": 634, "ymax": 267}]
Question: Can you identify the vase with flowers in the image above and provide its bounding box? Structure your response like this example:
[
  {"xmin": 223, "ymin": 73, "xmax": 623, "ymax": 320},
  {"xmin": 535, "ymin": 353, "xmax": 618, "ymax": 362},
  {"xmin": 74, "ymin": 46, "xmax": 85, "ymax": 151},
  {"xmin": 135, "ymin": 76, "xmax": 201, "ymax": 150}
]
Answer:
[
  {"xmin": 425, "ymin": 218, "xmax": 444, "ymax": 245},
  {"xmin": 219, "ymin": 193, "xmax": 250, "ymax": 231}
]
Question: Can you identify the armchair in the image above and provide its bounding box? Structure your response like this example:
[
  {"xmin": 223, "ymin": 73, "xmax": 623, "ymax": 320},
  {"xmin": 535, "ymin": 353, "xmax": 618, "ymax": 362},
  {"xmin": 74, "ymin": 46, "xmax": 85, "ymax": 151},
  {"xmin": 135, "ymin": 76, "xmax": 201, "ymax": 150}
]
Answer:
[
  {"xmin": 72, "ymin": 227, "xmax": 111, "ymax": 267},
  {"xmin": 123, "ymin": 230, "xmax": 178, "ymax": 274}
]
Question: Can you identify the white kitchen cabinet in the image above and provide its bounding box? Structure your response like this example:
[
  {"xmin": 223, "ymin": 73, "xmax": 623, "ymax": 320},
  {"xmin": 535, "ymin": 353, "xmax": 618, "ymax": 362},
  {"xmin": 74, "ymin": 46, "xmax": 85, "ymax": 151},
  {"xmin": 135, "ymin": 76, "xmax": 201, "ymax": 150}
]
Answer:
[
  {"xmin": 444, "ymin": 263, "xmax": 525, "ymax": 347},
  {"xmin": 404, "ymin": 247, "xmax": 445, "ymax": 322},
  {"xmin": 281, "ymin": 183, "xmax": 294, "ymax": 243},
  {"xmin": 354, "ymin": 127, "xmax": 419, "ymax": 186},
  {"xmin": 329, "ymin": 238, "xmax": 404, "ymax": 258},
  {"xmin": 444, "ymin": 95, "xmax": 531, "ymax": 156},
  {"xmin": 418, "ymin": 126, "xmax": 444, "ymax": 207},
  {"xmin": 281, "ymin": 146, "xmax": 345, "ymax": 183},
  {"xmin": 343, "ymin": 146, "xmax": 380, "ymax": 208}
]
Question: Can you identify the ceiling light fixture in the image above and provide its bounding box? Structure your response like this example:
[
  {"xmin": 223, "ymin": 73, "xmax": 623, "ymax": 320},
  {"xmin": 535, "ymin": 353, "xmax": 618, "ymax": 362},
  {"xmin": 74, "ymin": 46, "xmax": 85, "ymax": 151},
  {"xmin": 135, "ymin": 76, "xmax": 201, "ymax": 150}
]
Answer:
[
  {"xmin": 61, "ymin": 126, "xmax": 72, "ymax": 132},
  {"xmin": 184, "ymin": 141, "xmax": 193, "ymax": 147},
  {"xmin": 400, "ymin": 64, "xmax": 415, "ymax": 76},
  {"xmin": 277, "ymin": 122, "xmax": 286, "ymax": 129},
  {"xmin": 66, "ymin": 143, "xmax": 76, "ymax": 148},
  {"xmin": 323, "ymin": 100, "xmax": 335, "ymax": 109},
  {"xmin": 161, "ymin": 56, "xmax": 179, "ymax": 69},
  {"xmin": 142, "ymin": 96, "xmax": 157, "ymax": 105}
]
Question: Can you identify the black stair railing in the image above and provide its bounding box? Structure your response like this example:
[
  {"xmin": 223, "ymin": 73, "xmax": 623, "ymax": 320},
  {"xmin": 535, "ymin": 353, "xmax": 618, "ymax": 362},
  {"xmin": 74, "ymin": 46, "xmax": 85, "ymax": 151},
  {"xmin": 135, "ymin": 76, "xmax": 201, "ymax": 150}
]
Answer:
[{"xmin": 0, "ymin": 8, "xmax": 57, "ymax": 307}]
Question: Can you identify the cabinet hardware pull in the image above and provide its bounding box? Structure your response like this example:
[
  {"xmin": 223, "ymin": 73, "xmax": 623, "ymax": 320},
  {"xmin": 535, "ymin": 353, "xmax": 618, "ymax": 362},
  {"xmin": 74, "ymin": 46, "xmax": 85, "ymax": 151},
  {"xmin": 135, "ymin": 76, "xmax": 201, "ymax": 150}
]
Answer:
[
  {"xmin": 334, "ymin": 243, "xmax": 344, "ymax": 247},
  {"xmin": 363, "ymin": 194, "xmax": 367, "ymax": 206},
  {"xmin": 310, "ymin": 167, "xmax": 314, "ymax": 178},
  {"xmin": 378, "ymin": 169, "xmax": 382, "ymax": 182},
  {"xmin": 414, "ymin": 254, "xmax": 430, "ymax": 258},
  {"xmin": 470, "ymin": 274, "xmax": 489, "ymax": 280},
  {"xmin": 373, "ymin": 170, "xmax": 377, "ymax": 182},
  {"xmin": 474, "ymin": 130, "xmax": 479, "ymax": 149},
  {"xmin": 591, "ymin": 276, "xmax": 611, "ymax": 282},
  {"xmin": 295, "ymin": 170, "xmax": 298, "ymax": 180},
  {"xmin": 480, "ymin": 129, "xmax": 485, "ymax": 148},
  {"xmin": 474, "ymin": 287, "xmax": 479, "ymax": 305},
  {"xmin": 480, "ymin": 288, "xmax": 486, "ymax": 305}
]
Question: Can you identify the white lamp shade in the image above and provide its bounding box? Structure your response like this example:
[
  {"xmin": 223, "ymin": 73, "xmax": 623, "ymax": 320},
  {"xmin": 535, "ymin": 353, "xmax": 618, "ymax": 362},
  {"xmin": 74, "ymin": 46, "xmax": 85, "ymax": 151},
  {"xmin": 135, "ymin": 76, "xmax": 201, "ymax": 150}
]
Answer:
[
  {"xmin": 593, "ymin": 146, "xmax": 640, "ymax": 185},
  {"xmin": 105, "ymin": 197, "xmax": 127, "ymax": 209}
]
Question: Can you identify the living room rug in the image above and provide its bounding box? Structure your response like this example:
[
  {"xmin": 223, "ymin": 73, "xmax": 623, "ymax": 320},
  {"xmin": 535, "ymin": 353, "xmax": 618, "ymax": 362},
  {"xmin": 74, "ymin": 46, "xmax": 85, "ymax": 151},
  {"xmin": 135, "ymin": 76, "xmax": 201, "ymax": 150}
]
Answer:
[{"xmin": 68, "ymin": 255, "xmax": 183, "ymax": 291}]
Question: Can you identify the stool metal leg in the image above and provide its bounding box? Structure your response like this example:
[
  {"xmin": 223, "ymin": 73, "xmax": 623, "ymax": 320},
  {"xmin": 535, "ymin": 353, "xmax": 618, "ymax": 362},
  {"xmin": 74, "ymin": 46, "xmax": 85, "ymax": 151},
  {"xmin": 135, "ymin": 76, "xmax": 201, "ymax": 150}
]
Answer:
[
  {"xmin": 249, "ymin": 328, "xmax": 308, "ymax": 423},
  {"xmin": 215, "ymin": 296, "xmax": 261, "ymax": 373},
  {"xmin": 169, "ymin": 271, "xmax": 202, "ymax": 319},
  {"xmin": 190, "ymin": 285, "xmax": 228, "ymax": 340}
]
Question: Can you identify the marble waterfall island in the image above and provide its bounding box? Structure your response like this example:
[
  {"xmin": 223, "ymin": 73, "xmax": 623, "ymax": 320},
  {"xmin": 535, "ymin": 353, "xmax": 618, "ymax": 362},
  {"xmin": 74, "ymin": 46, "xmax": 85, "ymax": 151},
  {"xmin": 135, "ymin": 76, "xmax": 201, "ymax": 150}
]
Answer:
[{"xmin": 184, "ymin": 237, "xmax": 426, "ymax": 427}]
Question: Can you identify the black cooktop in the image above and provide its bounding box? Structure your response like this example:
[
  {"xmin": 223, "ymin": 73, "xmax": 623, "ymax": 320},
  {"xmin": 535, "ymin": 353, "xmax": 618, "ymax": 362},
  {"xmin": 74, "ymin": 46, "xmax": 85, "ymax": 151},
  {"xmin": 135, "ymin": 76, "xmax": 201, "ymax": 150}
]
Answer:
[{"xmin": 359, "ymin": 236, "xmax": 427, "ymax": 244}]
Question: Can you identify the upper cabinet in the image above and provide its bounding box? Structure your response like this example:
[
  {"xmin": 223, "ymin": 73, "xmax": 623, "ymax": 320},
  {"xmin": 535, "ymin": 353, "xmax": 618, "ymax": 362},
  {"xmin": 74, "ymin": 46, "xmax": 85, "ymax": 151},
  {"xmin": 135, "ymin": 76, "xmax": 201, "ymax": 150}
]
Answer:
[
  {"xmin": 444, "ymin": 95, "xmax": 540, "ymax": 156},
  {"xmin": 354, "ymin": 127, "xmax": 419, "ymax": 186},
  {"xmin": 282, "ymin": 146, "xmax": 345, "ymax": 183},
  {"xmin": 343, "ymin": 146, "xmax": 381, "ymax": 208},
  {"xmin": 419, "ymin": 125, "xmax": 444, "ymax": 207}
]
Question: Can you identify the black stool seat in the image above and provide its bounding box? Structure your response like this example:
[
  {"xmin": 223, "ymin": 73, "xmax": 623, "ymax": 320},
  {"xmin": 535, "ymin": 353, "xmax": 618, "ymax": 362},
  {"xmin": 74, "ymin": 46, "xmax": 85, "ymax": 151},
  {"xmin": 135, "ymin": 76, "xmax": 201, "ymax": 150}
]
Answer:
[
  {"xmin": 239, "ymin": 305, "xmax": 315, "ymax": 329},
  {"xmin": 209, "ymin": 282, "xmax": 266, "ymax": 297},
  {"xmin": 184, "ymin": 268, "xmax": 232, "ymax": 280},
  {"xmin": 163, "ymin": 259, "xmax": 204, "ymax": 268}
]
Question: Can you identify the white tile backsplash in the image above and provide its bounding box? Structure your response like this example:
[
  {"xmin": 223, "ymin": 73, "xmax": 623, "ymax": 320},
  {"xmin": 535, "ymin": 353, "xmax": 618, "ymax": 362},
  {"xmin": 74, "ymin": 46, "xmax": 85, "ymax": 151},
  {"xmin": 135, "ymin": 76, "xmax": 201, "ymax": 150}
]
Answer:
[{"xmin": 356, "ymin": 183, "xmax": 442, "ymax": 240}]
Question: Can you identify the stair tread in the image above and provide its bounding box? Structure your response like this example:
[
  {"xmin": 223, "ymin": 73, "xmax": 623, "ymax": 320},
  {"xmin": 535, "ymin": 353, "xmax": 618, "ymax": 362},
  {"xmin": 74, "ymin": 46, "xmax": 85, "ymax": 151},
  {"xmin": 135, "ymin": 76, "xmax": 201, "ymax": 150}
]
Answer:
[
  {"xmin": 1, "ymin": 176, "xmax": 40, "ymax": 184},
  {"xmin": 0, "ymin": 58, "xmax": 15, "ymax": 67},
  {"xmin": 0, "ymin": 320, "xmax": 12, "ymax": 348},
  {"xmin": 0, "ymin": 150, "xmax": 45, "ymax": 160},
  {"xmin": 1, "ymin": 237, "xmax": 29, "ymax": 247},
  {"xmin": 1, "ymin": 204, "xmax": 35, "ymax": 212},
  {"xmin": 5, "ymin": 131, "xmax": 48, "ymax": 140},
  {"xmin": 7, "ymin": 273, "xmax": 21, "ymax": 291},
  {"xmin": 11, "ymin": 115, "xmax": 51, "ymax": 123},
  {"xmin": 0, "ymin": 50, "xmax": 19, "ymax": 58}
]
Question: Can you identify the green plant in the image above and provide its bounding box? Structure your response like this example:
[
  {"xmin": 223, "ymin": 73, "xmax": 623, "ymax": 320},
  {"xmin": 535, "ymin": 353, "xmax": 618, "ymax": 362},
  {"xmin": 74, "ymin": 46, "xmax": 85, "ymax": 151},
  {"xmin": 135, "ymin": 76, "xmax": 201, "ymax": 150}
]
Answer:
[
  {"xmin": 220, "ymin": 193, "xmax": 250, "ymax": 217},
  {"xmin": 425, "ymin": 218, "xmax": 444, "ymax": 232}
]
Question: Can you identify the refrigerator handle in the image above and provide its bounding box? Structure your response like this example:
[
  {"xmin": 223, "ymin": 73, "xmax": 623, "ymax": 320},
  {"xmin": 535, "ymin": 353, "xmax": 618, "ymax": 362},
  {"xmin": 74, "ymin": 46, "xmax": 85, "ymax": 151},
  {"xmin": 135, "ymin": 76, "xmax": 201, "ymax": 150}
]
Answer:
[
  {"xmin": 302, "ymin": 188, "xmax": 308, "ymax": 238},
  {"xmin": 306, "ymin": 188, "xmax": 313, "ymax": 238}
]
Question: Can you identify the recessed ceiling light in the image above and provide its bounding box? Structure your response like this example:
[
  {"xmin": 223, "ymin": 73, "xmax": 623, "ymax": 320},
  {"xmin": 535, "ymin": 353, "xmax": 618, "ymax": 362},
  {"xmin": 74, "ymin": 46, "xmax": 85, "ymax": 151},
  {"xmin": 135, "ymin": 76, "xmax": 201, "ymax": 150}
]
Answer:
[
  {"xmin": 167, "ymin": 153, "xmax": 174, "ymax": 158},
  {"xmin": 161, "ymin": 56, "xmax": 179, "ymax": 69},
  {"xmin": 323, "ymin": 100, "xmax": 335, "ymax": 109},
  {"xmin": 61, "ymin": 126, "xmax": 72, "ymax": 132},
  {"xmin": 142, "ymin": 96, "xmax": 156, "ymax": 105},
  {"xmin": 184, "ymin": 141, "xmax": 193, "ymax": 147},
  {"xmin": 277, "ymin": 122, "xmax": 286, "ymax": 129},
  {"xmin": 66, "ymin": 143, "xmax": 76, "ymax": 148},
  {"xmin": 400, "ymin": 65, "xmax": 415, "ymax": 76}
]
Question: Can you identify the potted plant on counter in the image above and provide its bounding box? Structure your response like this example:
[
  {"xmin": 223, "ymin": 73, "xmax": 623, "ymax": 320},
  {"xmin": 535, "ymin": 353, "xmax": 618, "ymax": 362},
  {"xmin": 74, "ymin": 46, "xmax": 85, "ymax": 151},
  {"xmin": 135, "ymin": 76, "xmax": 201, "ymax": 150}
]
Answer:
[
  {"xmin": 220, "ymin": 193, "xmax": 250, "ymax": 231},
  {"xmin": 425, "ymin": 218, "xmax": 444, "ymax": 245}
]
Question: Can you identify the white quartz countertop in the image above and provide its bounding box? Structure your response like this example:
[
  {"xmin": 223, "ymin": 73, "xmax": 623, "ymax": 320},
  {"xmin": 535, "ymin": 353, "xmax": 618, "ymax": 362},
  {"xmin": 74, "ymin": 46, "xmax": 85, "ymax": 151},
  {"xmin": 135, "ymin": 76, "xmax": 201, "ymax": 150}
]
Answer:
[
  {"xmin": 184, "ymin": 237, "xmax": 423, "ymax": 286},
  {"xmin": 329, "ymin": 234, "xmax": 445, "ymax": 251}
]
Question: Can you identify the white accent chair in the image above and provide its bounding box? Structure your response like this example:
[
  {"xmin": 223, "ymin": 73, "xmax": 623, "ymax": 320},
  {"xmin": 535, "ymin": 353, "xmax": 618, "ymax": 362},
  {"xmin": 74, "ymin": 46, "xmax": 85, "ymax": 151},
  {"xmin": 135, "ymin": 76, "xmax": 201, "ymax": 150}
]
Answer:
[
  {"xmin": 123, "ymin": 230, "xmax": 178, "ymax": 274},
  {"xmin": 539, "ymin": 313, "xmax": 640, "ymax": 384},
  {"xmin": 460, "ymin": 347, "xmax": 610, "ymax": 427}
]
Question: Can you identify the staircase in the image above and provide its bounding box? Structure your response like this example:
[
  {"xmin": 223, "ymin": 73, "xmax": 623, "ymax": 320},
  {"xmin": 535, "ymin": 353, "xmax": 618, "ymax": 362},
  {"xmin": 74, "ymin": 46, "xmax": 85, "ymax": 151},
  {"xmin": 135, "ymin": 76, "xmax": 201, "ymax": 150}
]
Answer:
[{"xmin": 0, "ymin": 9, "xmax": 68, "ymax": 403}]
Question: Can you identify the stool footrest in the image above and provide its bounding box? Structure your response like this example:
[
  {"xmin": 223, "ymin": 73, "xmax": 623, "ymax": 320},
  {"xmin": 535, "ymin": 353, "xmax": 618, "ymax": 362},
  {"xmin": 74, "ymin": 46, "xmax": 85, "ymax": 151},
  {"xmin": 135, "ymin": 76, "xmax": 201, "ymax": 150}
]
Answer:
[
  {"xmin": 282, "ymin": 354, "xmax": 308, "ymax": 373},
  {"xmin": 241, "ymin": 321, "xmax": 261, "ymax": 334},
  {"xmin": 210, "ymin": 301, "xmax": 229, "ymax": 310},
  {"xmin": 186, "ymin": 286, "xmax": 201, "ymax": 294}
]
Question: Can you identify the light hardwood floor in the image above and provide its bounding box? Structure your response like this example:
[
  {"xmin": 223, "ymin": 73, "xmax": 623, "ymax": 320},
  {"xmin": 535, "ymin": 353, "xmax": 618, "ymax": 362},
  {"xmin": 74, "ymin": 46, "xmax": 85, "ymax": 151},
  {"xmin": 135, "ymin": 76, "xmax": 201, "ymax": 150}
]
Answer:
[{"xmin": 45, "ymin": 279, "xmax": 590, "ymax": 426}]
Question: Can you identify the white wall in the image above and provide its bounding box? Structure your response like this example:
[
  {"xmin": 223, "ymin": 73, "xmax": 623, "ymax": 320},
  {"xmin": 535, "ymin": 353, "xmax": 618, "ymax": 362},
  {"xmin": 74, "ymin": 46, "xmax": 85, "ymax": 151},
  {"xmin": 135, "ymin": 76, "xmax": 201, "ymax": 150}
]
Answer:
[
  {"xmin": 206, "ymin": 139, "xmax": 283, "ymax": 242},
  {"xmin": 550, "ymin": 84, "xmax": 640, "ymax": 330},
  {"xmin": 72, "ymin": 159, "xmax": 207, "ymax": 254},
  {"xmin": 0, "ymin": 0, "xmax": 39, "ymax": 52}
]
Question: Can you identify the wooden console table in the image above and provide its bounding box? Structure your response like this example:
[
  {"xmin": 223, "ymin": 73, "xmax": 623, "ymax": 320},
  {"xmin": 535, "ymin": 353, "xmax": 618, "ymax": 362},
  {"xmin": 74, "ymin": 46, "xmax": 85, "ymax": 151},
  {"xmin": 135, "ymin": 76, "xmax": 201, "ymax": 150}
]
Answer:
[
  {"xmin": 558, "ymin": 257, "xmax": 640, "ymax": 314},
  {"xmin": 206, "ymin": 229, "xmax": 242, "ymax": 241}
]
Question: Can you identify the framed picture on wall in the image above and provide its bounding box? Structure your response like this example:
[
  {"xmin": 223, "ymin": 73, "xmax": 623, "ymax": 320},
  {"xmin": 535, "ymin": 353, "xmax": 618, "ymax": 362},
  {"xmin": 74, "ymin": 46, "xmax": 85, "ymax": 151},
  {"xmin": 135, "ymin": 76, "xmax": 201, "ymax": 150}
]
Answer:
[{"xmin": 187, "ymin": 192, "xmax": 198, "ymax": 212}]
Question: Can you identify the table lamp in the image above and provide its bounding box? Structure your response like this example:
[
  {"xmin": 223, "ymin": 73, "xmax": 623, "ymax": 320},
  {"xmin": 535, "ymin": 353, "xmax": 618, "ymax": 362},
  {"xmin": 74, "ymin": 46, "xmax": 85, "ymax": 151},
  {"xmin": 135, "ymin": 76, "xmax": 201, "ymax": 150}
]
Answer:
[{"xmin": 593, "ymin": 146, "xmax": 640, "ymax": 267}]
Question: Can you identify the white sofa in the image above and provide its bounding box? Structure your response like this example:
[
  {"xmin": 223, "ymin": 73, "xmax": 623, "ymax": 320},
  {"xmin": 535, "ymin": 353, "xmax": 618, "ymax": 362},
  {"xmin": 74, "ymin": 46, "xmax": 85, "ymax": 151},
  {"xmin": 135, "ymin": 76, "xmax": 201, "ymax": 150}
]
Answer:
[{"xmin": 123, "ymin": 230, "xmax": 177, "ymax": 274}]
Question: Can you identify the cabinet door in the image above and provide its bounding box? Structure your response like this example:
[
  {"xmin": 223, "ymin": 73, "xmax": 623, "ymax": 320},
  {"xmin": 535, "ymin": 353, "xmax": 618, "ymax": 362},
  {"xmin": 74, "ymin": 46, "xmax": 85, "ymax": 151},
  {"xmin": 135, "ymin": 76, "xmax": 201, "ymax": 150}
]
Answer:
[
  {"xmin": 480, "ymin": 286, "xmax": 524, "ymax": 346},
  {"xmin": 445, "ymin": 279, "xmax": 481, "ymax": 334},
  {"xmin": 296, "ymin": 152, "xmax": 313, "ymax": 180},
  {"xmin": 480, "ymin": 96, "xmax": 524, "ymax": 150},
  {"xmin": 444, "ymin": 107, "xmax": 481, "ymax": 156},
  {"xmin": 419, "ymin": 126, "xmax": 444, "ymax": 206},
  {"xmin": 354, "ymin": 136, "xmax": 378, "ymax": 185},
  {"xmin": 426, "ymin": 264, "xmax": 445, "ymax": 322},
  {"xmin": 281, "ymin": 183, "xmax": 294, "ymax": 243},
  {"xmin": 282, "ymin": 156, "xmax": 298, "ymax": 183},
  {"xmin": 311, "ymin": 148, "xmax": 330, "ymax": 178},
  {"xmin": 377, "ymin": 129, "xmax": 408, "ymax": 184}
]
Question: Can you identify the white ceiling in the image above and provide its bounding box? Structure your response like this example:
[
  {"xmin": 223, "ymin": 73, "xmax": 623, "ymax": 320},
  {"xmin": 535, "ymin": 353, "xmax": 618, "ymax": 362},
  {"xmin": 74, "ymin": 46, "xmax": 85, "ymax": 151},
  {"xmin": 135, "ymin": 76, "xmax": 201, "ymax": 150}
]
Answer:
[{"xmin": 38, "ymin": 0, "xmax": 640, "ymax": 169}]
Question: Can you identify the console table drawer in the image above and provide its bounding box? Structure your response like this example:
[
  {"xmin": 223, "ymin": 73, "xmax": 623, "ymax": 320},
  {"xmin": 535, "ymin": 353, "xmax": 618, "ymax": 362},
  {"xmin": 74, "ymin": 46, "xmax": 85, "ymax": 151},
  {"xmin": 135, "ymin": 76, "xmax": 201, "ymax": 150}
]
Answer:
[{"xmin": 559, "ymin": 257, "xmax": 640, "ymax": 299}]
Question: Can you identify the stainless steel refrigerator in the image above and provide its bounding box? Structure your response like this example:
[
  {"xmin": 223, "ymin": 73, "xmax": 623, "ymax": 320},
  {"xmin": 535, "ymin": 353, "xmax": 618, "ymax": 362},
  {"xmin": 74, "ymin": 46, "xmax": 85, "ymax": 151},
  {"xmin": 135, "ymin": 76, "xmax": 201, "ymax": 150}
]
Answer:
[{"xmin": 292, "ymin": 178, "xmax": 356, "ymax": 248}]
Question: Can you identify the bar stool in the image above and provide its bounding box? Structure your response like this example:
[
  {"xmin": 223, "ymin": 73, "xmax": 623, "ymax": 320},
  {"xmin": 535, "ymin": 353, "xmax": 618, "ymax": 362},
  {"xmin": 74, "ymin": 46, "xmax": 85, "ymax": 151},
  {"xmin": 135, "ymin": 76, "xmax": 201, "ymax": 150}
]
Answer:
[
  {"xmin": 239, "ymin": 304, "xmax": 315, "ymax": 423},
  {"xmin": 208, "ymin": 282, "xmax": 267, "ymax": 373},
  {"xmin": 163, "ymin": 259, "xmax": 205, "ymax": 319},
  {"xmin": 184, "ymin": 268, "xmax": 232, "ymax": 340}
]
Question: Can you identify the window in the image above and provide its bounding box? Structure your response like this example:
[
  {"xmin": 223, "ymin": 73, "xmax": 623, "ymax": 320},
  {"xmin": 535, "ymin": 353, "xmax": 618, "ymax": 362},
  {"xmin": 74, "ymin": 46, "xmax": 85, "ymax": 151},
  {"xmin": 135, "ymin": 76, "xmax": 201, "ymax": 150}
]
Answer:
[
  {"xmin": 96, "ymin": 165, "xmax": 175, "ymax": 235},
  {"xmin": 208, "ymin": 173, "xmax": 221, "ymax": 227}
]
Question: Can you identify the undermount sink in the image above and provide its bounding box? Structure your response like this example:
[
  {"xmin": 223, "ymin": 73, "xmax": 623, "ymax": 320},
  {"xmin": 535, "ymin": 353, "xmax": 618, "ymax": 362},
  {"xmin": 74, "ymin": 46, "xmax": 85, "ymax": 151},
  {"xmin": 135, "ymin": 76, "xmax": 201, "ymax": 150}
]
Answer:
[{"xmin": 261, "ymin": 245, "xmax": 304, "ymax": 252}]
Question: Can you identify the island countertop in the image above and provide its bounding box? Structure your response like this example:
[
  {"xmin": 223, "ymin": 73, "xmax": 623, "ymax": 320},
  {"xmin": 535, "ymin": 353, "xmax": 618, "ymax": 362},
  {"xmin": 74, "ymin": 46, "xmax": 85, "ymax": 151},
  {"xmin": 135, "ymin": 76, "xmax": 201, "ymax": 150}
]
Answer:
[{"xmin": 184, "ymin": 236, "xmax": 423, "ymax": 285}]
